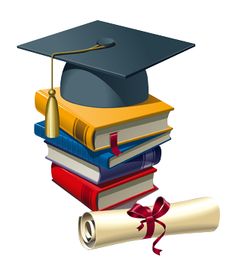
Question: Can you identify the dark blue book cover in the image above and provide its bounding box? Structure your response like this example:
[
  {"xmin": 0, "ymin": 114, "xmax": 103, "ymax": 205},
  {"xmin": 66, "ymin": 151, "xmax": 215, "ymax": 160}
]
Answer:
[
  {"xmin": 47, "ymin": 145, "xmax": 161, "ymax": 184},
  {"xmin": 34, "ymin": 121, "xmax": 168, "ymax": 169}
]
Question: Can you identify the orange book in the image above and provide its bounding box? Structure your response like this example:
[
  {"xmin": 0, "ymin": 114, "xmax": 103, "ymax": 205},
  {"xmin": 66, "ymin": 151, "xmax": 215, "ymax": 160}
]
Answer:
[{"xmin": 35, "ymin": 88, "xmax": 173, "ymax": 151}]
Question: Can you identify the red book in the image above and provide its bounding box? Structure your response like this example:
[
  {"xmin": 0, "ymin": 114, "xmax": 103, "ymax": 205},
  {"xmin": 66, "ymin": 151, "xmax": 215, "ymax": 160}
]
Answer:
[{"xmin": 51, "ymin": 163, "xmax": 158, "ymax": 210}]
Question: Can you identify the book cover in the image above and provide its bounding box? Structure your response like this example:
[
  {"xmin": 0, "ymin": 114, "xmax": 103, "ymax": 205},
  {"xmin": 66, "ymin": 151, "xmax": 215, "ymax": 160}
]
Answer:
[
  {"xmin": 35, "ymin": 121, "xmax": 169, "ymax": 168},
  {"xmin": 51, "ymin": 164, "xmax": 158, "ymax": 210},
  {"xmin": 35, "ymin": 88, "xmax": 173, "ymax": 151},
  {"xmin": 47, "ymin": 144, "xmax": 161, "ymax": 185}
]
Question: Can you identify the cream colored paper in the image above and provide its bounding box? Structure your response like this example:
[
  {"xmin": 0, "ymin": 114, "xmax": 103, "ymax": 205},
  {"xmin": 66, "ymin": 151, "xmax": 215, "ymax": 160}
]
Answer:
[{"xmin": 79, "ymin": 197, "xmax": 220, "ymax": 249}]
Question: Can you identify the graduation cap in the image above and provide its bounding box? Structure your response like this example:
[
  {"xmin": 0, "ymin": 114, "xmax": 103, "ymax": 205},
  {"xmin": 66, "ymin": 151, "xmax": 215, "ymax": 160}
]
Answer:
[{"xmin": 18, "ymin": 20, "xmax": 195, "ymax": 138}]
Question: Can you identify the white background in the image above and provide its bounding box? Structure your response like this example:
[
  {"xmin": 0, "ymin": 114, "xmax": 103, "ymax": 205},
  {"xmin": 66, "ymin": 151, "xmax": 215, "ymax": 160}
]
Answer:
[{"xmin": 1, "ymin": 0, "xmax": 235, "ymax": 259}]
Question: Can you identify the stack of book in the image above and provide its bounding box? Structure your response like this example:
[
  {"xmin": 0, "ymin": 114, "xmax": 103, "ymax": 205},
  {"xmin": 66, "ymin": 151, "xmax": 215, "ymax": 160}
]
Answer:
[
  {"xmin": 34, "ymin": 88, "xmax": 173, "ymax": 210},
  {"xmin": 18, "ymin": 20, "xmax": 194, "ymax": 211}
]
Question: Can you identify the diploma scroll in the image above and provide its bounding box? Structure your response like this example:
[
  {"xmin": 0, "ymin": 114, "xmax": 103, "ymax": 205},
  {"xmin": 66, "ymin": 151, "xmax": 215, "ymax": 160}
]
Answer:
[{"xmin": 79, "ymin": 197, "xmax": 220, "ymax": 249}]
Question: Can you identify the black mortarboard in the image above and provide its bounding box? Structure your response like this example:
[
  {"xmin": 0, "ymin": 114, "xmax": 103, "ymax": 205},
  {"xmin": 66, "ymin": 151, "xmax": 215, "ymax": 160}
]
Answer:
[
  {"xmin": 18, "ymin": 20, "xmax": 194, "ymax": 138},
  {"xmin": 18, "ymin": 20, "xmax": 194, "ymax": 108}
]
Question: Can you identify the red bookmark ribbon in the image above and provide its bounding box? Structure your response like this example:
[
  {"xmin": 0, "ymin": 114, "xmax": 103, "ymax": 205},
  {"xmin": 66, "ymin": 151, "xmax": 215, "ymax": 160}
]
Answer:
[
  {"xmin": 127, "ymin": 197, "xmax": 170, "ymax": 255},
  {"xmin": 110, "ymin": 132, "xmax": 122, "ymax": 156}
]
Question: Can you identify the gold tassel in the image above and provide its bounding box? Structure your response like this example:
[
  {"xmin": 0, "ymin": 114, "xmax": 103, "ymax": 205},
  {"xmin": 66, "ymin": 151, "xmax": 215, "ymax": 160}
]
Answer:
[
  {"xmin": 45, "ymin": 88, "xmax": 60, "ymax": 138},
  {"xmin": 45, "ymin": 51, "xmax": 60, "ymax": 138}
]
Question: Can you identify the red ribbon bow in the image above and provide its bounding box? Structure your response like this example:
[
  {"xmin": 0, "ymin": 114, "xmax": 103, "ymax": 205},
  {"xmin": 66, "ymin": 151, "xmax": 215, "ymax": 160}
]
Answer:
[{"xmin": 127, "ymin": 197, "xmax": 170, "ymax": 255}]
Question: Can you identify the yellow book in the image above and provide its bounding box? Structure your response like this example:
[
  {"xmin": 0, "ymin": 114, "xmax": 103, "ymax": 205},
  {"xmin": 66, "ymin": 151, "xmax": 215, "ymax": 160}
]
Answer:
[{"xmin": 35, "ymin": 88, "xmax": 174, "ymax": 151}]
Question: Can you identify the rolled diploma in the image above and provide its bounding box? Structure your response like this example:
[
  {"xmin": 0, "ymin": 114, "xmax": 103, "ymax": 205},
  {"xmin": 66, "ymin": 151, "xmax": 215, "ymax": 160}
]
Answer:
[{"xmin": 79, "ymin": 197, "xmax": 220, "ymax": 249}]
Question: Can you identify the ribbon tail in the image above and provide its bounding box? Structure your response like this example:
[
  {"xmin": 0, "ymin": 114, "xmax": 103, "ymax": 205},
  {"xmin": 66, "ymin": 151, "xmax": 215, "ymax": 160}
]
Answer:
[
  {"xmin": 144, "ymin": 218, "xmax": 155, "ymax": 239},
  {"xmin": 110, "ymin": 132, "xmax": 121, "ymax": 156},
  {"xmin": 153, "ymin": 247, "xmax": 162, "ymax": 256},
  {"xmin": 152, "ymin": 220, "xmax": 166, "ymax": 255},
  {"xmin": 152, "ymin": 231, "xmax": 165, "ymax": 255},
  {"xmin": 137, "ymin": 220, "xmax": 145, "ymax": 231}
]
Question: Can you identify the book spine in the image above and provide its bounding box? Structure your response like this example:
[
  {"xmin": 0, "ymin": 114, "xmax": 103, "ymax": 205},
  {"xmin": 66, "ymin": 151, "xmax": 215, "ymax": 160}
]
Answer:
[
  {"xmin": 99, "ymin": 146, "xmax": 161, "ymax": 183},
  {"xmin": 35, "ymin": 91, "xmax": 95, "ymax": 150},
  {"xmin": 34, "ymin": 122, "xmax": 109, "ymax": 168},
  {"xmin": 51, "ymin": 164, "xmax": 99, "ymax": 210}
]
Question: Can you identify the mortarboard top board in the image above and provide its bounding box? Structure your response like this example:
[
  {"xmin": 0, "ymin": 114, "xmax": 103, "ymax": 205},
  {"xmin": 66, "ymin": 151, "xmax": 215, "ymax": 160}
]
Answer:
[{"xmin": 18, "ymin": 20, "xmax": 195, "ymax": 108}]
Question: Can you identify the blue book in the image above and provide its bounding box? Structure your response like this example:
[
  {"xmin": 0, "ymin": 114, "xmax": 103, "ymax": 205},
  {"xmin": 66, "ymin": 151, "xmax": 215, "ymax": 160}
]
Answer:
[{"xmin": 34, "ymin": 121, "xmax": 171, "ymax": 168}]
